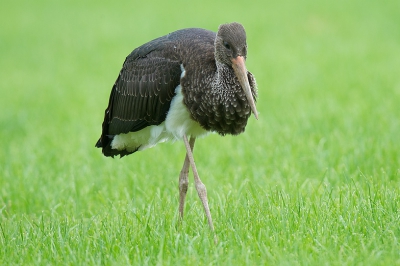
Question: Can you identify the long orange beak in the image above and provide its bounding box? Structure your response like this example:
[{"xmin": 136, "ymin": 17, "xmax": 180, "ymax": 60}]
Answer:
[{"xmin": 231, "ymin": 56, "xmax": 258, "ymax": 120}]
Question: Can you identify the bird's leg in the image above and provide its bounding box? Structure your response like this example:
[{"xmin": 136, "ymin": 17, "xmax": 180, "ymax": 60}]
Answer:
[
  {"xmin": 183, "ymin": 135, "xmax": 215, "ymax": 232},
  {"xmin": 178, "ymin": 137, "xmax": 195, "ymax": 219}
]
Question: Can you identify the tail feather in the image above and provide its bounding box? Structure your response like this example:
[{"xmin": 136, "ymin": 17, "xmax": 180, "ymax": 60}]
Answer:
[{"xmin": 95, "ymin": 136, "xmax": 138, "ymax": 158}]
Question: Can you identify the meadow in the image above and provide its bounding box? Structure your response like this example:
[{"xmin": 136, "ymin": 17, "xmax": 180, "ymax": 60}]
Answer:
[{"xmin": 1, "ymin": 0, "xmax": 399, "ymax": 264}]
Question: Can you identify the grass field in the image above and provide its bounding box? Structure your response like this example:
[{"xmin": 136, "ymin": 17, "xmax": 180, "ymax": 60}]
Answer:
[{"xmin": 1, "ymin": 0, "xmax": 400, "ymax": 264}]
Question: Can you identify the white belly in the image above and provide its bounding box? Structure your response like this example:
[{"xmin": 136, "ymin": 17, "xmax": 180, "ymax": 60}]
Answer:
[{"xmin": 110, "ymin": 85, "xmax": 209, "ymax": 152}]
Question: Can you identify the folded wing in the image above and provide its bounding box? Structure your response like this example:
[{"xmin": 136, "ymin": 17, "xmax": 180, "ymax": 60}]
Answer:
[{"xmin": 96, "ymin": 45, "xmax": 181, "ymax": 155}]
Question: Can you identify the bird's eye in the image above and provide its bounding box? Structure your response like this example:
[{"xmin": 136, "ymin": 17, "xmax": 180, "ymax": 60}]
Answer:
[{"xmin": 223, "ymin": 41, "xmax": 231, "ymax": 50}]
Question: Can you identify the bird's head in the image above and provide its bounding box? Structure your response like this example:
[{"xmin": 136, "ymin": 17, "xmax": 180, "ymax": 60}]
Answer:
[
  {"xmin": 215, "ymin": 22, "xmax": 258, "ymax": 119},
  {"xmin": 215, "ymin": 22, "xmax": 247, "ymax": 65}
]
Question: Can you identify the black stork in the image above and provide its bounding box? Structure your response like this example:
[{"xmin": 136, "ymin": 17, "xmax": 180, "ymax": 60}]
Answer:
[{"xmin": 96, "ymin": 22, "xmax": 258, "ymax": 232}]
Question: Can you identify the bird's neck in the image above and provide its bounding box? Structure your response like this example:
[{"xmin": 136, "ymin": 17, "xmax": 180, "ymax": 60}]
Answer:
[{"xmin": 213, "ymin": 62, "xmax": 237, "ymax": 93}]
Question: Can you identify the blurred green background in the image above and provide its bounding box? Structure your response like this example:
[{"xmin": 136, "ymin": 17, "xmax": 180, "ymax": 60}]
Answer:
[{"xmin": 1, "ymin": 0, "xmax": 399, "ymax": 264}]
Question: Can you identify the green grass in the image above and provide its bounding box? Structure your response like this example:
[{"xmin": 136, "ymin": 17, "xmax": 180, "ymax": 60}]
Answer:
[{"xmin": 1, "ymin": 0, "xmax": 400, "ymax": 264}]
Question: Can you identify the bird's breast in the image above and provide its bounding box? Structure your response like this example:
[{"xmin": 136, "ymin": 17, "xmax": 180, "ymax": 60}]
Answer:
[{"xmin": 181, "ymin": 69, "xmax": 253, "ymax": 136}]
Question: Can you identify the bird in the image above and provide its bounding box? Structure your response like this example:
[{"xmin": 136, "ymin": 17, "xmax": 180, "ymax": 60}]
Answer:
[{"xmin": 95, "ymin": 22, "xmax": 258, "ymax": 233}]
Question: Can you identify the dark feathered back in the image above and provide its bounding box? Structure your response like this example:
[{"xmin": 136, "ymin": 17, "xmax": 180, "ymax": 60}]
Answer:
[{"xmin": 95, "ymin": 28, "xmax": 217, "ymax": 156}]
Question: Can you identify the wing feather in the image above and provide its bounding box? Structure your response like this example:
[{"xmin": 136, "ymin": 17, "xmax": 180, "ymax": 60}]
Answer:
[
  {"xmin": 110, "ymin": 57, "xmax": 181, "ymax": 133},
  {"xmin": 96, "ymin": 47, "xmax": 182, "ymax": 154}
]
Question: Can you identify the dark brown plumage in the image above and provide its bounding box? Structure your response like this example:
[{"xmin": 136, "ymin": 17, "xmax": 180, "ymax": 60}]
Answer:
[{"xmin": 96, "ymin": 22, "xmax": 258, "ymax": 235}]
